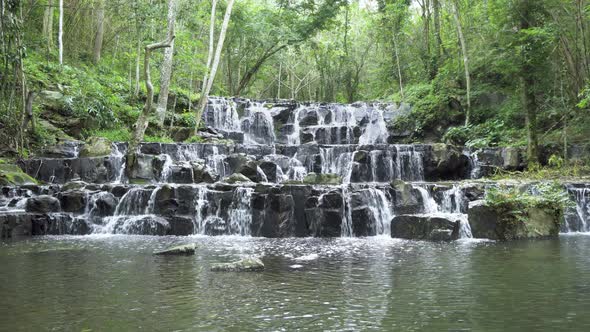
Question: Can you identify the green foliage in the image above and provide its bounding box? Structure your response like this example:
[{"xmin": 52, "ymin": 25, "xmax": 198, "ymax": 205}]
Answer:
[
  {"xmin": 485, "ymin": 182, "xmax": 573, "ymax": 215},
  {"xmin": 91, "ymin": 129, "xmax": 132, "ymax": 142},
  {"xmin": 143, "ymin": 135, "xmax": 174, "ymax": 143},
  {"xmin": 185, "ymin": 135, "xmax": 205, "ymax": 143}
]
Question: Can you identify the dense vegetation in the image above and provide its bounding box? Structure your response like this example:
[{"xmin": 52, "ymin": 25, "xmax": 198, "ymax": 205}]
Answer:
[{"xmin": 1, "ymin": 0, "xmax": 589, "ymax": 164}]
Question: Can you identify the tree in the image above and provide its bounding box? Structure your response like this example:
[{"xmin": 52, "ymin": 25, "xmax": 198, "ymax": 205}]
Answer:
[
  {"xmin": 58, "ymin": 0, "xmax": 63, "ymax": 65},
  {"xmin": 450, "ymin": 0, "xmax": 471, "ymax": 126},
  {"xmin": 42, "ymin": 0, "xmax": 54, "ymax": 52},
  {"xmin": 194, "ymin": 0, "xmax": 235, "ymax": 132},
  {"xmin": 93, "ymin": 0, "xmax": 106, "ymax": 64},
  {"xmin": 155, "ymin": 0, "xmax": 178, "ymax": 125}
]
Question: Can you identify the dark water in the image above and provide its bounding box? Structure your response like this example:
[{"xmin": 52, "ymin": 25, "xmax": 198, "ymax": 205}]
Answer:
[{"xmin": 1, "ymin": 235, "xmax": 590, "ymax": 331}]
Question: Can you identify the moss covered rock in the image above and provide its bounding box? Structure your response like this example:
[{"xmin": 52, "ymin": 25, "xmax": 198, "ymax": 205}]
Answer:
[
  {"xmin": 468, "ymin": 200, "xmax": 562, "ymax": 241},
  {"xmin": 224, "ymin": 173, "xmax": 254, "ymax": 184},
  {"xmin": 154, "ymin": 243, "xmax": 197, "ymax": 256},
  {"xmin": 0, "ymin": 164, "xmax": 38, "ymax": 186},
  {"xmin": 210, "ymin": 257, "xmax": 265, "ymax": 272},
  {"xmin": 79, "ymin": 137, "xmax": 112, "ymax": 157},
  {"xmin": 303, "ymin": 172, "xmax": 341, "ymax": 185}
]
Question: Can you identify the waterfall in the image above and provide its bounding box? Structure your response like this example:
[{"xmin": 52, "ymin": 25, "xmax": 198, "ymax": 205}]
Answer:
[
  {"xmin": 564, "ymin": 186, "xmax": 590, "ymax": 232},
  {"xmin": 206, "ymin": 97, "xmax": 241, "ymax": 131},
  {"xmin": 242, "ymin": 102, "xmax": 276, "ymax": 145},
  {"xmin": 320, "ymin": 147, "xmax": 354, "ymax": 183},
  {"xmin": 287, "ymin": 106, "xmax": 304, "ymax": 145},
  {"xmin": 359, "ymin": 108, "xmax": 389, "ymax": 145},
  {"xmin": 366, "ymin": 188, "xmax": 394, "ymax": 236},
  {"xmin": 228, "ymin": 187, "xmax": 254, "ymax": 236},
  {"xmin": 395, "ymin": 145, "xmax": 424, "ymax": 181},
  {"xmin": 110, "ymin": 143, "xmax": 127, "ymax": 184},
  {"xmin": 415, "ymin": 184, "xmax": 473, "ymax": 239}
]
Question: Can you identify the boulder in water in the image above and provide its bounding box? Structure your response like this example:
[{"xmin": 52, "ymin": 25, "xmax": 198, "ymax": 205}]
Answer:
[
  {"xmin": 467, "ymin": 200, "xmax": 561, "ymax": 240},
  {"xmin": 391, "ymin": 214, "xmax": 460, "ymax": 241},
  {"xmin": 154, "ymin": 243, "xmax": 196, "ymax": 256},
  {"xmin": 92, "ymin": 192, "xmax": 118, "ymax": 217},
  {"xmin": 192, "ymin": 163, "xmax": 218, "ymax": 183},
  {"xmin": 58, "ymin": 190, "xmax": 87, "ymax": 214},
  {"xmin": 79, "ymin": 137, "xmax": 112, "ymax": 157},
  {"xmin": 210, "ymin": 257, "xmax": 265, "ymax": 272},
  {"xmin": 25, "ymin": 195, "xmax": 61, "ymax": 213}
]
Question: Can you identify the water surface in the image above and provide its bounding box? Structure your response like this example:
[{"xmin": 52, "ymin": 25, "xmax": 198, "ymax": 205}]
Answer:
[{"xmin": 1, "ymin": 235, "xmax": 590, "ymax": 331}]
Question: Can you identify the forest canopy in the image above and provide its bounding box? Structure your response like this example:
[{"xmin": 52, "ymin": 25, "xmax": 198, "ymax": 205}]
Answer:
[{"xmin": 1, "ymin": 0, "xmax": 589, "ymax": 163}]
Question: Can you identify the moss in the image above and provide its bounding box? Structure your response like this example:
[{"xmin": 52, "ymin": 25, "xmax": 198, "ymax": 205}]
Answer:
[
  {"xmin": 0, "ymin": 164, "xmax": 38, "ymax": 185},
  {"xmin": 303, "ymin": 173, "xmax": 342, "ymax": 185},
  {"xmin": 129, "ymin": 178, "xmax": 150, "ymax": 185},
  {"xmin": 79, "ymin": 136, "xmax": 113, "ymax": 157}
]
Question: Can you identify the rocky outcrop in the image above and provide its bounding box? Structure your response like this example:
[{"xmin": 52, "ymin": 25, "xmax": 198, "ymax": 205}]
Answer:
[
  {"xmin": 79, "ymin": 137, "xmax": 112, "ymax": 157},
  {"xmin": 468, "ymin": 200, "xmax": 561, "ymax": 240},
  {"xmin": 210, "ymin": 257, "xmax": 265, "ymax": 272},
  {"xmin": 391, "ymin": 214, "xmax": 461, "ymax": 241},
  {"xmin": 0, "ymin": 164, "xmax": 38, "ymax": 186},
  {"xmin": 424, "ymin": 144, "xmax": 471, "ymax": 180},
  {"xmin": 25, "ymin": 195, "xmax": 61, "ymax": 213},
  {"xmin": 154, "ymin": 243, "xmax": 197, "ymax": 255}
]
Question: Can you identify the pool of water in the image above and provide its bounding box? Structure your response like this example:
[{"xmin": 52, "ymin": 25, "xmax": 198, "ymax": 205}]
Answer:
[{"xmin": 1, "ymin": 235, "xmax": 590, "ymax": 331}]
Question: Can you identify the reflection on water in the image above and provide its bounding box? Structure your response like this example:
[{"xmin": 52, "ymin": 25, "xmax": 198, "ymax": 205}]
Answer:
[{"xmin": 1, "ymin": 235, "xmax": 590, "ymax": 331}]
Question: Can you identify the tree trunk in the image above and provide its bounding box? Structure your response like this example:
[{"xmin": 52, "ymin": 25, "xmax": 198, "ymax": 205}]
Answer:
[
  {"xmin": 432, "ymin": 0, "xmax": 442, "ymax": 69},
  {"xmin": 134, "ymin": 34, "xmax": 141, "ymax": 96},
  {"xmin": 194, "ymin": 0, "xmax": 235, "ymax": 133},
  {"xmin": 58, "ymin": 0, "xmax": 63, "ymax": 65},
  {"xmin": 393, "ymin": 32, "xmax": 404, "ymax": 99},
  {"xmin": 451, "ymin": 0, "xmax": 471, "ymax": 126},
  {"xmin": 519, "ymin": 0, "xmax": 539, "ymax": 165},
  {"xmin": 235, "ymin": 44, "xmax": 288, "ymax": 96},
  {"xmin": 42, "ymin": 0, "xmax": 54, "ymax": 52},
  {"xmin": 155, "ymin": 0, "xmax": 177, "ymax": 125},
  {"xmin": 92, "ymin": 0, "xmax": 105, "ymax": 64},
  {"xmin": 128, "ymin": 36, "xmax": 175, "ymax": 164},
  {"xmin": 21, "ymin": 91, "xmax": 35, "ymax": 134},
  {"xmin": 202, "ymin": 0, "xmax": 218, "ymax": 92}
]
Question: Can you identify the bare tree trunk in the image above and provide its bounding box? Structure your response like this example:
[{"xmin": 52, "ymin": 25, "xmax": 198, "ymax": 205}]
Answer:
[
  {"xmin": 155, "ymin": 0, "xmax": 177, "ymax": 125},
  {"xmin": 128, "ymin": 36, "xmax": 175, "ymax": 165},
  {"xmin": 21, "ymin": 91, "xmax": 35, "ymax": 134},
  {"xmin": 393, "ymin": 33, "xmax": 404, "ymax": 99},
  {"xmin": 134, "ymin": 35, "xmax": 141, "ymax": 96},
  {"xmin": 451, "ymin": 0, "xmax": 471, "ymax": 126},
  {"xmin": 194, "ymin": 0, "xmax": 235, "ymax": 133},
  {"xmin": 58, "ymin": 0, "xmax": 63, "ymax": 65},
  {"xmin": 42, "ymin": 0, "xmax": 54, "ymax": 52},
  {"xmin": 92, "ymin": 0, "xmax": 105, "ymax": 64},
  {"xmin": 202, "ymin": 0, "xmax": 218, "ymax": 92},
  {"xmin": 277, "ymin": 62, "xmax": 281, "ymax": 99}
]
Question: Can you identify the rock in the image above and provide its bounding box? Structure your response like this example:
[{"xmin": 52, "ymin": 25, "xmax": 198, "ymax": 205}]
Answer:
[
  {"xmin": 467, "ymin": 200, "xmax": 561, "ymax": 240},
  {"xmin": 210, "ymin": 257, "xmax": 265, "ymax": 272},
  {"xmin": 299, "ymin": 111, "xmax": 319, "ymax": 126},
  {"xmin": 154, "ymin": 243, "xmax": 196, "ymax": 256},
  {"xmin": 501, "ymin": 147, "xmax": 523, "ymax": 170},
  {"xmin": 391, "ymin": 214, "xmax": 460, "ymax": 241},
  {"xmin": 25, "ymin": 195, "xmax": 61, "ymax": 213},
  {"xmin": 166, "ymin": 216, "xmax": 195, "ymax": 235},
  {"xmin": 0, "ymin": 164, "xmax": 38, "ymax": 186},
  {"xmin": 38, "ymin": 140, "xmax": 83, "ymax": 158},
  {"xmin": 61, "ymin": 181, "xmax": 88, "ymax": 191},
  {"xmin": 79, "ymin": 137, "xmax": 112, "ymax": 157},
  {"xmin": 391, "ymin": 180, "xmax": 423, "ymax": 214},
  {"xmin": 58, "ymin": 190, "xmax": 87, "ymax": 214},
  {"xmin": 424, "ymin": 144, "xmax": 470, "ymax": 180},
  {"xmin": 224, "ymin": 173, "xmax": 254, "ymax": 184},
  {"xmin": 112, "ymin": 215, "xmax": 170, "ymax": 235},
  {"xmin": 303, "ymin": 173, "xmax": 341, "ymax": 185},
  {"xmin": 259, "ymin": 161, "xmax": 279, "ymax": 183},
  {"xmin": 192, "ymin": 163, "xmax": 218, "ymax": 183},
  {"xmin": 91, "ymin": 192, "xmax": 118, "ymax": 217},
  {"xmin": 0, "ymin": 213, "xmax": 34, "ymax": 239}
]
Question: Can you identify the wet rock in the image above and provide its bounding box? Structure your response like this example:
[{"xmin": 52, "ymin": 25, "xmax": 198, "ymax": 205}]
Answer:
[
  {"xmin": 61, "ymin": 181, "xmax": 88, "ymax": 191},
  {"xmin": 79, "ymin": 137, "xmax": 112, "ymax": 157},
  {"xmin": 303, "ymin": 173, "xmax": 341, "ymax": 185},
  {"xmin": 153, "ymin": 185, "xmax": 178, "ymax": 216},
  {"xmin": 91, "ymin": 192, "xmax": 118, "ymax": 217},
  {"xmin": 391, "ymin": 214, "xmax": 460, "ymax": 241},
  {"xmin": 154, "ymin": 243, "xmax": 196, "ymax": 256},
  {"xmin": 467, "ymin": 200, "xmax": 561, "ymax": 240},
  {"xmin": 112, "ymin": 216, "xmax": 170, "ymax": 235},
  {"xmin": 192, "ymin": 163, "xmax": 217, "ymax": 183},
  {"xmin": 210, "ymin": 257, "xmax": 265, "ymax": 272},
  {"xmin": 251, "ymin": 192, "xmax": 295, "ymax": 237},
  {"xmin": 31, "ymin": 213, "xmax": 89, "ymax": 235},
  {"xmin": 299, "ymin": 111, "xmax": 319, "ymax": 126},
  {"xmin": 25, "ymin": 195, "xmax": 61, "ymax": 213},
  {"xmin": 0, "ymin": 213, "xmax": 34, "ymax": 238},
  {"xmin": 501, "ymin": 147, "xmax": 524, "ymax": 170},
  {"xmin": 236, "ymin": 160, "xmax": 262, "ymax": 182},
  {"xmin": 140, "ymin": 143, "xmax": 162, "ymax": 155},
  {"xmin": 224, "ymin": 173, "xmax": 254, "ymax": 184},
  {"xmin": 202, "ymin": 216, "xmax": 227, "ymax": 235},
  {"xmin": 166, "ymin": 216, "xmax": 195, "ymax": 235},
  {"xmin": 390, "ymin": 180, "xmax": 423, "ymax": 214},
  {"xmin": 58, "ymin": 190, "xmax": 87, "ymax": 214},
  {"xmin": 259, "ymin": 161, "xmax": 279, "ymax": 183}
]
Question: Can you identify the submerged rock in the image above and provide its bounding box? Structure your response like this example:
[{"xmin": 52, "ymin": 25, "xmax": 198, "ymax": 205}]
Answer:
[
  {"xmin": 391, "ymin": 214, "xmax": 460, "ymax": 241},
  {"xmin": 210, "ymin": 257, "xmax": 265, "ymax": 272},
  {"xmin": 154, "ymin": 243, "xmax": 196, "ymax": 256}
]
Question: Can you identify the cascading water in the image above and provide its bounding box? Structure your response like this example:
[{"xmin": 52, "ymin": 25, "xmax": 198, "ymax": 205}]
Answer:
[
  {"xmin": 563, "ymin": 186, "xmax": 590, "ymax": 232},
  {"xmin": 228, "ymin": 187, "xmax": 254, "ymax": 235}
]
